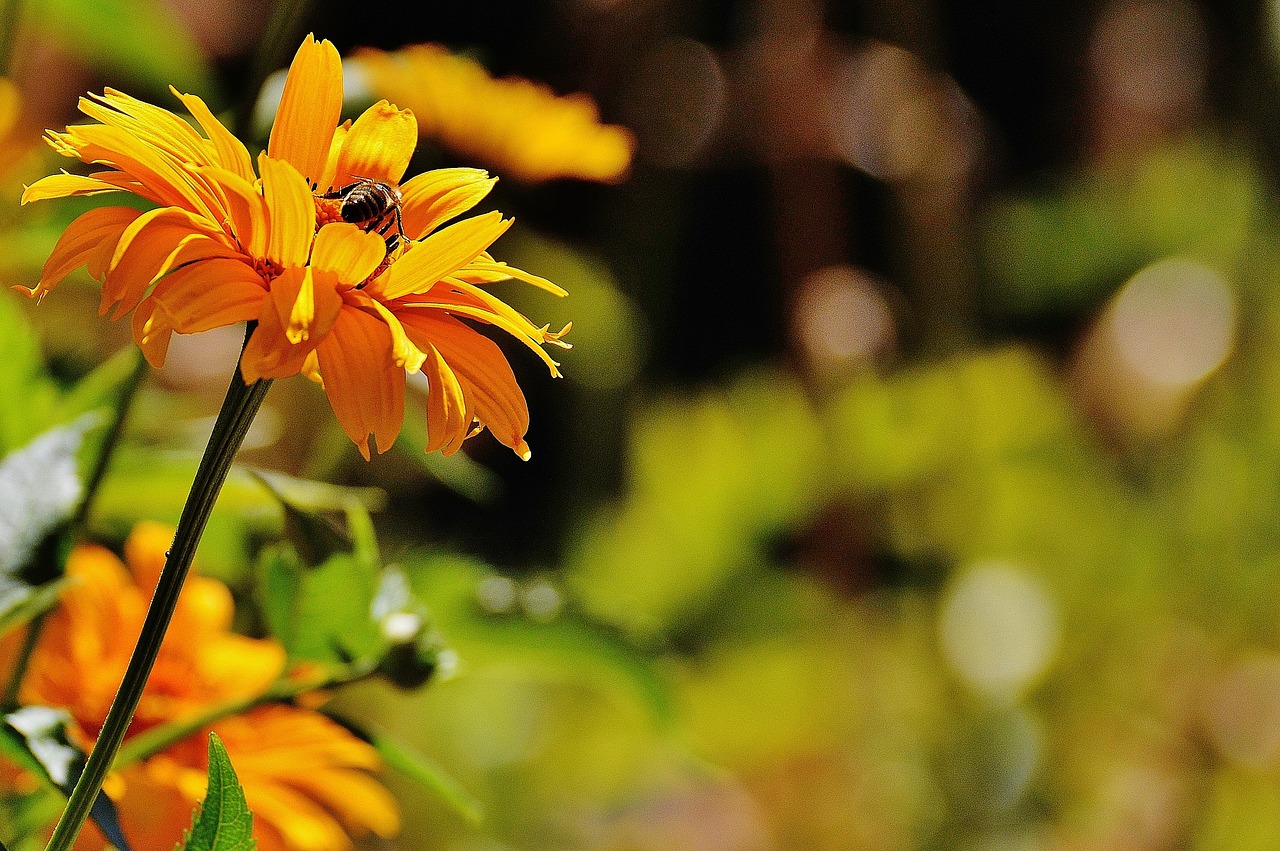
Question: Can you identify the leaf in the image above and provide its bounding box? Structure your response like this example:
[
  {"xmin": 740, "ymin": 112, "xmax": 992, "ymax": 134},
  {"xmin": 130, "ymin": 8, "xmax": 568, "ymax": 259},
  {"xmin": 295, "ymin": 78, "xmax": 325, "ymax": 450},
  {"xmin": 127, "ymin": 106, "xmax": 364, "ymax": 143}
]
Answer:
[
  {"xmin": 1, "ymin": 707, "xmax": 132, "ymax": 851},
  {"xmin": 31, "ymin": 0, "xmax": 214, "ymax": 94},
  {"xmin": 178, "ymin": 733, "xmax": 256, "ymax": 851},
  {"xmin": 0, "ymin": 578, "xmax": 67, "ymax": 636},
  {"xmin": 369, "ymin": 730, "xmax": 483, "ymax": 827},
  {"xmin": 258, "ymin": 546, "xmax": 383, "ymax": 666},
  {"xmin": 0, "ymin": 414, "xmax": 100, "ymax": 577}
]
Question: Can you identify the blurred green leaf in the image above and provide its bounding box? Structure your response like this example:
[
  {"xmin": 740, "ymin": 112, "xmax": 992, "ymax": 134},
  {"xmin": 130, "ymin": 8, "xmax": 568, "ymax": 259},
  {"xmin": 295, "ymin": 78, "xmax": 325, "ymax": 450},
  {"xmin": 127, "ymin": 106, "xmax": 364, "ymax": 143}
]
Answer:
[
  {"xmin": 0, "ymin": 296, "xmax": 61, "ymax": 454},
  {"xmin": 30, "ymin": 0, "xmax": 214, "ymax": 94},
  {"xmin": 0, "ymin": 414, "xmax": 98, "ymax": 577},
  {"xmin": 178, "ymin": 734, "xmax": 256, "ymax": 851},
  {"xmin": 369, "ymin": 730, "xmax": 484, "ymax": 827},
  {"xmin": 258, "ymin": 545, "xmax": 383, "ymax": 667}
]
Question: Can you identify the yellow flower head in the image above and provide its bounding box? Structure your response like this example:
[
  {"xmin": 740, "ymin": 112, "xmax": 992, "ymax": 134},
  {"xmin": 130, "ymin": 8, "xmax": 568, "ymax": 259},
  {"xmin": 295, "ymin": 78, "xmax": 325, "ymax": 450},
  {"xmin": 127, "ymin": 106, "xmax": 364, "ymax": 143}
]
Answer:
[
  {"xmin": 18, "ymin": 35, "xmax": 570, "ymax": 460},
  {"xmin": 350, "ymin": 43, "xmax": 635, "ymax": 184},
  {"xmin": 16, "ymin": 522, "xmax": 398, "ymax": 851}
]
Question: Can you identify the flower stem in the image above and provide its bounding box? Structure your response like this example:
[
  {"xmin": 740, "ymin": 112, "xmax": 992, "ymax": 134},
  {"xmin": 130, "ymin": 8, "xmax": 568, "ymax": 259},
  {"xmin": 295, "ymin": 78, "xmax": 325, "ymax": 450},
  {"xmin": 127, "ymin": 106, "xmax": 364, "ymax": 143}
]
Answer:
[{"xmin": 43, "ymin": 356, "xmax": 271, "ymax": 851}]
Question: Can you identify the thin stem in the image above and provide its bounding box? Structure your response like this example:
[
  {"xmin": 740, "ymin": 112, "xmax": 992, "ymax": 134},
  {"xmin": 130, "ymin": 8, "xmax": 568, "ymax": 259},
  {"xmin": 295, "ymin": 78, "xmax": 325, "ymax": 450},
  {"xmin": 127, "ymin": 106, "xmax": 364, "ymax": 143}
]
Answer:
[
  {"xmin": 0, "ymin": 613, "xmax": 41, "ymax": 709},
  {"xmin": 44, "ymin": 356, "xmax": 271, "ymax": 851},
  {"xmin": 72, "ymin": 349, "xmax": 148, "ymax": 530},
  {"xmin": 114, "ymin": 661, "xmax": 376, "ymax": 768}
]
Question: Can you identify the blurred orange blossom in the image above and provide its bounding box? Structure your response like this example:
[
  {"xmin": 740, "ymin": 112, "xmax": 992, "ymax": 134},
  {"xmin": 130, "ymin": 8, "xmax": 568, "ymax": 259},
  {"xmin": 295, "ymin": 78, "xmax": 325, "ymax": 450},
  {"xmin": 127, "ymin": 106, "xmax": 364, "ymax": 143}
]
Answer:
[
  {"xmin": 350, "ymin": 43, "xmax": 634, "ymax": 184},
  {"xmin": 11, "ymin": 521, "xmax": 398, "ymax": 851},
  {"xmin": 16, "ymin": 35, "xmax": 570, "ymax": 460}
]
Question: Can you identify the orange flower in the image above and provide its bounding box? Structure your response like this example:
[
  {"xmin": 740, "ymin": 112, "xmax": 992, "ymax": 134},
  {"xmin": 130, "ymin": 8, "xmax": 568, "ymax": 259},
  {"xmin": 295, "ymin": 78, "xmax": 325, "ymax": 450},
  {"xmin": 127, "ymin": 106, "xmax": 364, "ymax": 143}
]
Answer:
[
  {"xmin": 18, "ymin": 35, "xmax": 569, "ymax": 460},
  {"xmin": 16, "ymin": 522, "xmax": 399, "ymax": 851},
  {"xmin": 349, "ymin": 43, "xmax": 634, "ymax": 184}
]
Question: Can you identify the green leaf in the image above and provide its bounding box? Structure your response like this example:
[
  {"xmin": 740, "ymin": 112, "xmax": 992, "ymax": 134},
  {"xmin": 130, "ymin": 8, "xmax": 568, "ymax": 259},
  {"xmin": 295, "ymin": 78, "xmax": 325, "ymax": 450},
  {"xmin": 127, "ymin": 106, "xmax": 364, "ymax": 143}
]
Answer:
[
  {"xmin": 369, "ymin": 730, "xmax": 483, "ymax": 827},
  {"xmin": 31, "ymin": 0, "xmax": 214, "ymax": 94},
  {"xmin": 258, "ymin": 546, "xmax": 383, "ymax": 666},
  {"xmin": 0, "ymin": 414, "xmax": 100, "ymax": 577},
  {"xmin": 0, "ymin": 294, "xmax": 61, "ymax": 454},
  {"xmin": 178, "ymin": 733, "xmax": 256, "ymax": 851}
]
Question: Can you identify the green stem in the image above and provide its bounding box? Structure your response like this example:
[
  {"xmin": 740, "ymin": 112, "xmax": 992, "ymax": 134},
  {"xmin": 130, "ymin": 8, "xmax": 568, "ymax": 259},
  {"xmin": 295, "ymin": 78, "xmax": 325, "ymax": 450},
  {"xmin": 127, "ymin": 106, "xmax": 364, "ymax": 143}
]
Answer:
[
  {"xmin": 43, "ymin": 357, "xmax": 271, "ymax": 851},
  {"xmin": 72, "ymin": 349, "xmax": 148, "ymax": 530},
  {"xmin": 114, "ymin": 661, "xmax": 375, "ymax": 768}
]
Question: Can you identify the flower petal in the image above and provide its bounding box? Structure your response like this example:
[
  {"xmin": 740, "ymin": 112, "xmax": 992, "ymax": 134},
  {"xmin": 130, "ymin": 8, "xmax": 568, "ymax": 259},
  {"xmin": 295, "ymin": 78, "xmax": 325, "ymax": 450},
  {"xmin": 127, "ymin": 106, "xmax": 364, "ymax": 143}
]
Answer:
[
  {"xmin": 13, "ymin": 206, "xmax": 142, "ymax": 300},
  {"xmin": 312, "ymin": 222, "xmax": 387, "ymax": 285},
  {"xmin": 259, "ymin": 154, "xmax": 315, "ymax": 269},
  {"xmin": 331, "ymin": 100, "xmax": 418, "ymax": 187},
  {"xmin": 171, "ymin": 88, "xmax": 255, "ymax": 182},
  {"xmin": 418, "ymin": 340, "xmax": 470, "ymax": 455},
  {"xmin": 315, "ymin": 304, "xmax": 405, "ymax": 459},
  {"xmin": 269, "ymin": 265, "xmax": 343, "ymax": 344},
  {"xmin": 367, "ymin": 299, "xmax": 426, "ymax": 372},
  {"xmin": 102, "ymin": 207, "xmax": 233, "ymax": 319},
  {"xmin": 148, "ymin": 257, "xmax": 267, "ymax": 334},
  {"xmin": 21, "ymin": 171, "xmax": 124, "ymax": 204},
  {"xmin": 373, "ymin": 211, "xmax": 510, "ymax": 301},
  {"xmin": 267, "ymin": 34, "xmax": 343, "ymax": 185},
  {"xmin": 399, "ymin": 168, "xmax": 496, "ymax": 239},
  {"xmin": 198, "ymin": 164, "xmax": 267, "ymax": 259},
  {"xmin": 401, "ymin": 311, "xmax": 531, "ymax": 458},
  {"xmin": 240, "ymin": 294, "xmax": 317, "ymax": 382}
]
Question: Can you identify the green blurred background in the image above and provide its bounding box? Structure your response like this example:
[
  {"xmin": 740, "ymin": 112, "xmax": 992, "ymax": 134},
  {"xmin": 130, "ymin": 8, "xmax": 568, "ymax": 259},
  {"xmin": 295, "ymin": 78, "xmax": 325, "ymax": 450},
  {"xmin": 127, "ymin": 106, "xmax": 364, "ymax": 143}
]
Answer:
[{"xmin": 10, "ymin": 0, "xmax": 1280, "ymax": 848}]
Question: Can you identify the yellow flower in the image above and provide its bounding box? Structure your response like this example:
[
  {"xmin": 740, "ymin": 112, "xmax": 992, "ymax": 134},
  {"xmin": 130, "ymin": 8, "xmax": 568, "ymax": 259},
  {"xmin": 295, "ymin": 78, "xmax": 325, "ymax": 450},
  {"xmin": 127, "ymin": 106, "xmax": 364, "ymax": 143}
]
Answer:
[
  {"xmin": 18, "ymin": 35, "xmax": 569, "ymax": 460},
  {"xmin": 15, "ymin": 522, "xmax": 399, "ymax": 851},
  {"xmin": 349, "ymin": 43, "xmax": 634, "ymax": 184}
]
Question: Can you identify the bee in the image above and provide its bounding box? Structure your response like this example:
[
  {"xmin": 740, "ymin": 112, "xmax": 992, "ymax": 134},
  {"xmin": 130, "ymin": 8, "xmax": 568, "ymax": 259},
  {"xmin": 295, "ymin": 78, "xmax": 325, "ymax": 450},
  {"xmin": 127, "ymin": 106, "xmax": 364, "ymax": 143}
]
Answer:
[{"xmin": 321, "ymin": 178, "xmax": 407, "ymax": 251}]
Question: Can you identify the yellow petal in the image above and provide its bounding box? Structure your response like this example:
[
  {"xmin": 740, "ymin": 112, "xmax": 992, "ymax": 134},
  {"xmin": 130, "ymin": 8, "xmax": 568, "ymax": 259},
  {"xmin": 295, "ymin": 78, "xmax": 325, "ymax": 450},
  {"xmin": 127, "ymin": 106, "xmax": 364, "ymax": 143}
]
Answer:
[
  {"xmin": 146, "ymin": 257, "xmax": 267, "ymax": 334},
  {"xmin": 21, "ymin": 171, "xmax": 124, "ymax": 204},
  {"xmin": 171, "ymin": 88, "xmax": 255, "ymax": 182},
  {"xmin": 399, "ymin": 168, "xmax": 496, "ymax": 239},
  {"xmin": 198, "ymin": 164, "xmax": 267, "ymax": 259},
  {"xmin": 15, "ymin": 206, "xmax": 142, "ymax": 300},
  {"xmin": 419, "ymin": 340, "xmax": 471, "ymax": 455},
  {"xmin": 102, "ymin": 207, "xmax": 233, "ymax": 320},
  {"xmin": 312, "ymin": 222, "xmax": 387, "ymax": 285},
  {"xmin": 331, "ymin": 100, "xmax": 418, "ymax": 187},
  {"xmin": 315, "ymin": 305, "xmax": 405, "ymax": 459},
  {"xmin": 268, "ymin": 266, "xmax": 342, "ymax": 345},
  {"xmin": 367, "ymin": 299, "xmax": 427, "ymax": 372},
  {"xmin": 401, "ymin": 311, "xmax": 531, "ymax": 458},
  {"xmin": 374, "ymin": 211, "xmax": 510, "ymax": 301},
  {"xmin": 240, "ymin": 298, "xmax": 316, "ymax": 382},
  {"xmin": 267, "ymin": 34, "xmax": 343, "ymax": 185},
  {"xmin": 259, "ymin": 153, "xmax": 314, "ymax": 269}
]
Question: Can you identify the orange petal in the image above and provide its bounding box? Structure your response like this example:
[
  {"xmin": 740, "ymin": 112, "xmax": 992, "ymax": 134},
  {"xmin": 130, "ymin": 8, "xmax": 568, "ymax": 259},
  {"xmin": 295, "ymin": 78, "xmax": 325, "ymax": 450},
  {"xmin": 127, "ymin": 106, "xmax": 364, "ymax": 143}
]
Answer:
[
  {"xmin": 171, "ymin": 88, "xmax": 255, "ymax": 182},
  {"xmin": 269, "ymin": 266, "xmax": 343, "ymax": 344},
  {"xmin": 401, "ymin": 311, "xmax": 531, "ymax": 458},
  {"xmin": 147, "ymin": 257, "xmax": 267, "ymax": 333},
  {"xmin": 331, "ymin": 100, "xmax": 418, "ymax": 187},
  {"xmin": 312, "ymin": 222, "xmax": 387, "ymax": 284},
  {"xmin": 259, "ymin": 154, "xmax": 315, "ymax": 269},
  {"xmin": 315, "ymin": 304, "xmax": 405, "ymax": 459},
  {"xmin": 240, "ymin": 297, "xmax": 316, "ymax": 382},
  {"xmin": 102, "ymin": 207, "xmax": 233, "ymax": 320},
  {"xmin": 130, "ymin": 296, "xmax": 173, "ymax": 367},
  {"xmin": 373, "ymin": 211, "xmax": 510, "ymax": 301},
  {"xmin": 14, "ymin": 206, "xmax": 142, "ymax": 300},
  {"xmin": 21, "ymin": 172, "xmax": 124, "ymax": 204},
  {"xmin": 399, "ymin": 168, "xmax": 496, "ymax": 239},
  {"xmin": 417, "ymin": 340, "xmax": 470, "ymax": 455},
  {"xmin": 367, "ymin": 299, "xmax": 426, "ymax": 372},
  {"xmin": 267, "ymin": 34, "xmax": 343, "ymax": 185},
  {"xmin": 198, "ymin": 164, "xmax": 267, "ymax": 259}
]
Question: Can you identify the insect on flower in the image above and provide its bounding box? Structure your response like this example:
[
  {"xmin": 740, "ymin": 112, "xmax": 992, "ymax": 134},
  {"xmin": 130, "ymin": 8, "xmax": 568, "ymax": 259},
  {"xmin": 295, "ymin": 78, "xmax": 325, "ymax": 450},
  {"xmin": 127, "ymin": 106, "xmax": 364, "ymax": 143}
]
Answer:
[{"xmin": 321, "ymin": 177, "xmax": 408, "ymax": 251}]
